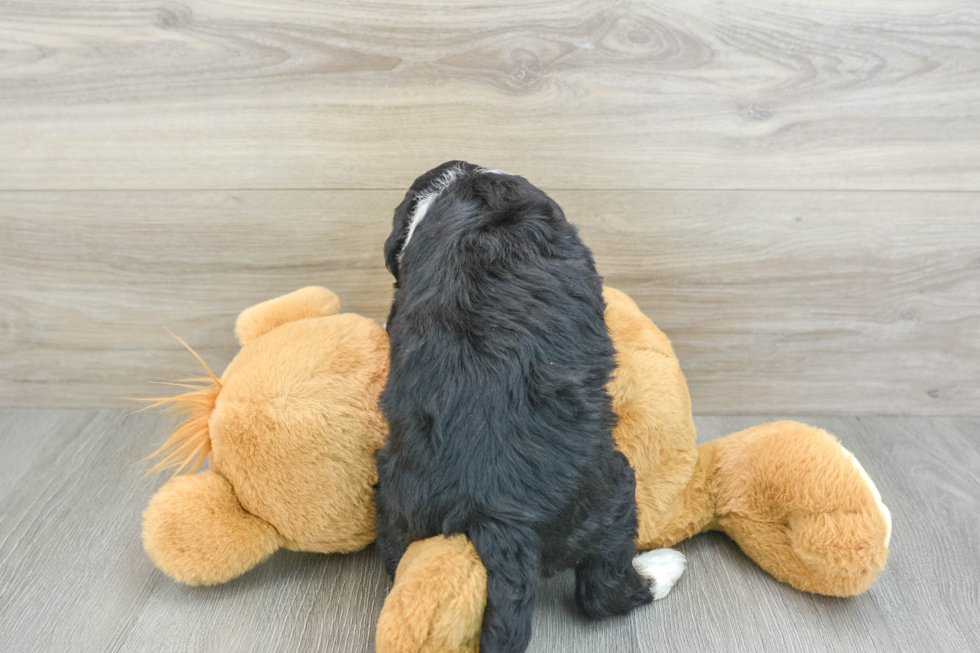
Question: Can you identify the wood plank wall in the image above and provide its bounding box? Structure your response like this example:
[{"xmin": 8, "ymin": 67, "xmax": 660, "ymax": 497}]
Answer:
[{"xmin": 1, "ymin": 1, "xmax": 978, "ymax": 413}]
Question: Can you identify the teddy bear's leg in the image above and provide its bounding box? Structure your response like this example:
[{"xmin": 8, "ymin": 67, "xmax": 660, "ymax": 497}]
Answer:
[
  {"xmin": 709, "ymin": 421, "xmax": 891, "ymax": 597},
  {"xmin": 634, "ymin": 438, "xmax": 722, "ymax": 551},
  {"xmin": 235, "ymin": 286, "xmax": 341, "ymax": 345},
  {"xmin": 376, "ymin": 535, "xmax": 486, "ymax": 653},
  {"xmin": 719, "ymin": 512, "xmax": 887, "ymax": 597},
  {"xmin": 142, "ymin": 471, "xmax": 283, "ymax": 585},
  {"xmin": 627, "ymin": 442, "xmax": 719, "ymax": 601}
]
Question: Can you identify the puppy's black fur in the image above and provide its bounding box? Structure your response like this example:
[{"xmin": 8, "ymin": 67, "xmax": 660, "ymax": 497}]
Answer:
[{"xmin": 375, "ymin": 161, "xmax": 652, "ymax": 653}]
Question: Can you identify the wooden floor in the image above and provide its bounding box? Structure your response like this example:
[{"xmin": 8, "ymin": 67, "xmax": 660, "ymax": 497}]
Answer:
[{"xmin": 1, "ymin": 409, "xmax": 977, "ymax": 653}]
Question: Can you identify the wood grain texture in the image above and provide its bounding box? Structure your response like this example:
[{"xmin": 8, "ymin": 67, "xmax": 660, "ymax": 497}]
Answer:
[
  {"xmin": 1, "ymin": 410, "xmax": 977, "ymax": 652},
  {"xmin": 0, "ymin": 0, "xmax": 978, "ymax": 190},
  {"xmin": 2, "ymin": 189, "xmax": 977, "ymax": 413}
]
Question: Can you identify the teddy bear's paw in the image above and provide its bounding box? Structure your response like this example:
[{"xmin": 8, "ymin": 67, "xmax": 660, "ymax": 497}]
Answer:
[
  {"xmin": 376, "ymin": 535, "xmax": 485, "ymax": 653},
  {"xmin": 142, "ymin": 471, "xmax": 282, "ymax": 585},
  {"xmin": 633, "ymin": 548, "xmax": 686, "ymax": 600},
  {"xmin": 840, "ymin": 446, "xmax": 893, "ymax": 548}
]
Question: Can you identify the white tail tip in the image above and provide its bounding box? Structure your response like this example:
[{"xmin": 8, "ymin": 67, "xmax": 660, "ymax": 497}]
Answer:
[{"xmin": 633, "ymin": 548, "xmax": 687, "ymax": 600}]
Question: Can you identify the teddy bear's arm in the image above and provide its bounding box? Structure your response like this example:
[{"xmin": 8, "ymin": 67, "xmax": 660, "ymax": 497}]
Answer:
[
  {"xmin": 235, "ymin": 286, "xmax": 340, "ymax": 345},
  {"xmin": 376, "ymin": 535, "xmax": 486, "ymax": 653},
  {"xmin": 142, "ymin": 471, "xmax": 282, "ymax": 585}
]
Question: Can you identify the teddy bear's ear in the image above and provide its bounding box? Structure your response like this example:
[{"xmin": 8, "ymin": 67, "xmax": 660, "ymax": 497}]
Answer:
[
  {"xmin": 235, "ymin": 286, "xmax": 340, "ymax": 346},
  {"xmin": 376, "ymin": 535, "xmax": 486, "ymax": 653},
  {"xmin": 142, "ymin": 471, "xmax": 282, "ymax": 585}
]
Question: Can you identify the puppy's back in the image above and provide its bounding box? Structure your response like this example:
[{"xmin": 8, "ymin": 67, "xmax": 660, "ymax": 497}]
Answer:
[
  {"xmin": 381, "ymin": 164, "xmax": 617, "ymax": 538},
  {"xmin": 377, "ymin": 163, "xmax": 646, "ymax": 652}
]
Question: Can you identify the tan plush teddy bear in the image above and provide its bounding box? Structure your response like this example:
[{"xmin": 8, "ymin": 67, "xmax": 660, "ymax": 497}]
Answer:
[
  {"xmin": 142, "ymin": 287, "xmax": 389, "ymax": 584},
  {"xmin": 141, "ymin": 286, "xmax": 890, "ymax": 652}
]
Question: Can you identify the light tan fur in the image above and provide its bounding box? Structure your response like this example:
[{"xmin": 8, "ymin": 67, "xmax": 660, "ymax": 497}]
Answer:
[
  {"xmin": 143, "ymin": 286, "xmax": 389, "ymax": 582},
  {"xmin": 602, "ymin": 286, "xmax": 700, "ymax": 547},
  {"xmin": 376, "ymin": 535, "xmax": 487, "ymax": 653},
  {"xmin": 141, "ymin": 286, "xmax": 890, "ymax": 650},
  {"xmin": 235, "ymin": 285, "xmax": 341, "ymax": 345},
  {"xmin": 706, "ymin": 421, "xmax": 890, "ymax": 596},
  {"xmin": 142, "ymin": 471, "xmax": 282, "ymax": 585}
]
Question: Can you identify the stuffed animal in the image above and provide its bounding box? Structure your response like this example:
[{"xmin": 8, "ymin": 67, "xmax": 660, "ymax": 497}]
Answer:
[
  {"xmin": 142, "ymin": 287, "xmax": 390, "ymax": 584},
  {"xmin": 141, "ymin": 286, "xmax": 891, "ymax": 652}
]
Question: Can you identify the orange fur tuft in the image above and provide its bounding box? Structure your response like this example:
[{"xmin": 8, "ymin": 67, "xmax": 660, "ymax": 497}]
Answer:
[{"xmin": 138, "ymin": 333, "xmax": 222, "ymax": 478}]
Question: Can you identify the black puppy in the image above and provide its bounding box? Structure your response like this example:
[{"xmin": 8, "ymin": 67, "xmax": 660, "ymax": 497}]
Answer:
[{"xmin": 376, "ymin": 161, "xmax": 653, "ymax": 652}]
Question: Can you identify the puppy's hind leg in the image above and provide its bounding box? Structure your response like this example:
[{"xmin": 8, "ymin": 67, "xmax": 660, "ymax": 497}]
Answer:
[
  {"xmin": 575, "ymin": 540, "xmax": 654, "ymax": 620},
  {"xmin": 373, "ymin": 488, "xmax": 411, "ymax": 578},
  {"xmin": 575, "ymin": 462, "xmax": 654, "ymax": 619},
  {"xmin": 374, "ymin": 448, "xmax": 414, "ymax": 578},
  {"xmin": 375, "ymin": 519, "xmax": 411, "ymax": 579},
  {"xmin": 469, "ymin": 523, "xmax": 539, "ymax": 653}
]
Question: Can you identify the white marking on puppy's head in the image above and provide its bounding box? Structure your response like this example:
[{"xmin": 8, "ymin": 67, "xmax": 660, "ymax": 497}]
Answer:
[{"xmin": 397, "ymin": 164, "xmax": 466, "ymax": 263}]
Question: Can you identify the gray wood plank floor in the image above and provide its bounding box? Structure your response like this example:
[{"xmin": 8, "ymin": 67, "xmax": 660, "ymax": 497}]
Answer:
[{"xmin": 0, "ymin": 410, "xmax": 977, "ymax": 652}]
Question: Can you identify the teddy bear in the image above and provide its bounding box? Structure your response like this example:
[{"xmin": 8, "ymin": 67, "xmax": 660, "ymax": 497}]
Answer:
[{"xmin": 141, "ymin": 285, "xmax": 891, "ymax": 652}]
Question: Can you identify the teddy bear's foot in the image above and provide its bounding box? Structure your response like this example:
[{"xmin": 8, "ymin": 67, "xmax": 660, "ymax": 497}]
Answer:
[
  {"xmin": 840, "ymin": 446, "xmax": 893, "ymax": 548},
  {"xmin": 633, "ymin": 549, "xmax": 687, "ymax": 600},
  {"xmin": 142, "ymin": 471, "xmax": 282, "ymax": 585},
  {"xmin": 710, "ymin": 421, "xmax": 891, "ymax": 597},
  {"xmin": 722, "ymin": 512, "xmax": 888, "ymax": 597}
]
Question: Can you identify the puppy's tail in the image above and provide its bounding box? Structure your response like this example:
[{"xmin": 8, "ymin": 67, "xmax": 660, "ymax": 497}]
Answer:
[
  {"xmin": 376, "ymin": 535, "xmax": 486, "ymax": 653},
  {"xmin": 467, "ymin": 524, "xmax": 537, "ymax": 652}
]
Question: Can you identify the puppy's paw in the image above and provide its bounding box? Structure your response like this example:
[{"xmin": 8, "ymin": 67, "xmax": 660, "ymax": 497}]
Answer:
[{"xmin": 633, "ymin": 548, "xmax": 686, "ymax": 600}]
